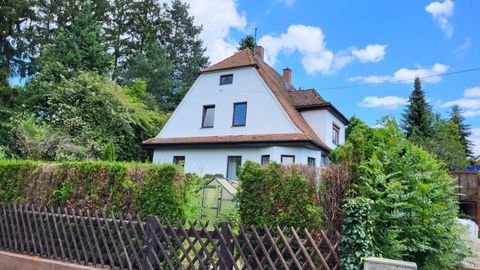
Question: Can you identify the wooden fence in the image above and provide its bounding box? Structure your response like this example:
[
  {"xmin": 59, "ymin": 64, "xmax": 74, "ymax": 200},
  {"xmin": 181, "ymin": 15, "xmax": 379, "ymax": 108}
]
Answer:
[{"xmin": 0, "ymin": 204, "xmax": 341, "ymax": 270}]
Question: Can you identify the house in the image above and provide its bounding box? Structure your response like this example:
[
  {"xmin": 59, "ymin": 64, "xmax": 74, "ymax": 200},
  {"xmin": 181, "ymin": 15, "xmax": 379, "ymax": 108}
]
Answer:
[{"xmin": 143, "ymin": 46, "xmax": 348, "ymax": 179}]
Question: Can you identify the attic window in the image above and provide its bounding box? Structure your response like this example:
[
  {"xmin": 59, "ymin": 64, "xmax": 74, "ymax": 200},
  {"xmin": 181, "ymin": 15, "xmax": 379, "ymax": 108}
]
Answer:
[
  {"xmin": 220, "ymin": 74, "xmax": 233, "ymax": 85},
  {"xmin": 332, "ymin": 124, "xmax": 340, "ymax": 145}
]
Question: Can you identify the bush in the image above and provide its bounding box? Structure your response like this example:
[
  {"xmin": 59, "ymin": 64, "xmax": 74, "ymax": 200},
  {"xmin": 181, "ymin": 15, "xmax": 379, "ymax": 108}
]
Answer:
[
  {"xmin": 237, "ymin": 161, "xmax": 322, "ymax": 228},
  {"xmin": 0, "ymin": 160, "xmax": 200, "ymax": 220},
  {"xmin": 332, "ymin": 118, "xmax": 468, "ymax": 269}
]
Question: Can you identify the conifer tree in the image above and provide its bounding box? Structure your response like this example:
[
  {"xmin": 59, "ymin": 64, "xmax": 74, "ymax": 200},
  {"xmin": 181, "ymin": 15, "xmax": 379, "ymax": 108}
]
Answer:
[
  {"xmin": 401, "ymin": 77, "xmax": 433, "ymax": 140},
  {"xmin": 450, "ymin": 105, "xmax": 473, "ymax": 157},
  {"xmin": 238, "ymin": 35, "xmax": 256, "ymax": 51}
]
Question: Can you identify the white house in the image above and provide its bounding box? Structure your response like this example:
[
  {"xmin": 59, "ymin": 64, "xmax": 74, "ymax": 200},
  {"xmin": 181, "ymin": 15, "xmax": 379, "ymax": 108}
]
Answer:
[{"xmin": 143, "ymin": 47, "xmax": 348, "ymax": 179}]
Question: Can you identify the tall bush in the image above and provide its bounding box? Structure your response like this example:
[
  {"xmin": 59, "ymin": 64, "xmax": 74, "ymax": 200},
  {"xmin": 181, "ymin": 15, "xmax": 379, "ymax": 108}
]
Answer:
[
  {"xmin": 237, "ymin": 161, "xmax": 322, "ymax": 228},
  {"xmin": 333, "ymin": 118, "xmax": 468, "ymax": 269},
  {"xmin": 0, "ymin": 160, "xmax": 200, "ymax": 220}
]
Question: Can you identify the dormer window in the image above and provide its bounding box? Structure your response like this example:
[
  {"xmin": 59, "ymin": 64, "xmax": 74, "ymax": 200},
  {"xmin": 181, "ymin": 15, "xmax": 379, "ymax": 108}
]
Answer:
[
  {"xmin": 332, "ymin": 123, "xmax": 340, "ymax": 145},
  {"xmin": 220, "ymin": 74, "xmax": 233, "ymax": 85}
]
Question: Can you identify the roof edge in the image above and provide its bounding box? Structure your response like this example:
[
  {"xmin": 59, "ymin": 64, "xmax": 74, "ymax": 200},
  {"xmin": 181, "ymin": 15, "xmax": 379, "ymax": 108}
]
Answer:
[{"xmin": 296, "ymin": 103, "xmax": 349, "ymax": 125}]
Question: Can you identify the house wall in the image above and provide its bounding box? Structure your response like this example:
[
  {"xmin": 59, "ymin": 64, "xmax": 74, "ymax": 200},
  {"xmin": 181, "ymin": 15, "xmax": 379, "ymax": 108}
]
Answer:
[
  {"xmin": 153, "ymin": 146, "xmax": 325, "ymax": 177},
  {"xmin": 158, "ymin": 67, "xmax": 299, "ymax": 138},
  {"xmin": 301, "ymin": 110, "xmax": 346, "ymax": 149}
]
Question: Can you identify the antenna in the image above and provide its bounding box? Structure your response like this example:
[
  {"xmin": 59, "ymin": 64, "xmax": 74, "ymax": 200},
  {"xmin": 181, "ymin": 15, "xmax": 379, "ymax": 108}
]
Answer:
[{"xmin": 254, "ymin": 27, "xmax": 258, "ymax": 46}]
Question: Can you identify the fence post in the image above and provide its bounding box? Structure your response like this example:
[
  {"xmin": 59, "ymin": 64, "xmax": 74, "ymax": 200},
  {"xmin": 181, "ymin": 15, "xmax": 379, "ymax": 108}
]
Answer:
[
  {"xmin": 142, "ymin": 216, "xmax": 159, "ymax": 270},
  {"xmin": 219, "ymin": 222, "xmax": 234, "ymax": 270}
]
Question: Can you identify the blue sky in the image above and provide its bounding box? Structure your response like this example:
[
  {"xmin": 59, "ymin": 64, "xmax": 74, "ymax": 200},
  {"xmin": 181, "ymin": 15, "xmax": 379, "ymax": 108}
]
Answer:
[{"xmin": 187, "ymin": 0, "xmax": 480, "ymax": 154}]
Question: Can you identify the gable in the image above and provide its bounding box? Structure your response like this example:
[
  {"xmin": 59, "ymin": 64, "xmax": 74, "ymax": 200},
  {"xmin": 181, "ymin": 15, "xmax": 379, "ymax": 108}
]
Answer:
[{"xmin": 157, "ymin": 66, "xmax": 300, "ymax": 138}]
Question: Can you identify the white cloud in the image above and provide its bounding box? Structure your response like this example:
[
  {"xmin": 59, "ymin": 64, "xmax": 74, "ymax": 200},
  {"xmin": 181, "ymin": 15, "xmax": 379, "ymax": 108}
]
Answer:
[
  {"xmin": 441, "ymin": 87, "xmax": 480, "ymax": 117},
  {"xmin": 349, "ymin": 63, "xmax": 449, "ymax": 84},
  {"xmin": 258, "ymin": 25, "xmax": 386, "ymax": 75},
  {"xmin": 187, "ymin": 0, "xmax": 247, "ymax": 63},
  {"xmin": 464, "ymin": 87, "xmax": 480, "ymax": 97},
  {"xmin": 359, "ymin": 96, "xmax": 408, "ymax": 109},
  {"xmin": 351, "ymin": 44, "xmax": 387, "ymax": 63},
  {"xmin": 425, "ymin": 0, "xmax": 454, "ymax": 38}
]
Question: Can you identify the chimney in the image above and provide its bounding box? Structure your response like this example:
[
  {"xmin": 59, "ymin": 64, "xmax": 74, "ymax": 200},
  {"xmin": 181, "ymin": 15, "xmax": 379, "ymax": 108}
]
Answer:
[
  {"xmin": 283, "ymin": 68, "xmax": 292, "ymax": 84},
  {"xmin": 254, "ymin": 46, "xmax": 264, "ymax": 61}
]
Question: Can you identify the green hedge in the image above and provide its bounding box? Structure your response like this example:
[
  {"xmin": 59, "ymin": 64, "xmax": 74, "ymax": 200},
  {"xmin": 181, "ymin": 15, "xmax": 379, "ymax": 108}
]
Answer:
[
  {"xmin": 0, "ymin": 160, "xmax": 200, "ymax": 219},
  {"xmin": 237, "ymin": 161, "xmax": 322, "ymax": 228}
]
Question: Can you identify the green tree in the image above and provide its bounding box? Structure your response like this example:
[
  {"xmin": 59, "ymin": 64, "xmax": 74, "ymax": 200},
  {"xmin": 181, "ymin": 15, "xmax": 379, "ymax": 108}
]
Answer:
[
  {"xmin": 237, "ymin": 35, "xmax": 255, "ymax": 51},
  {"xmin": 160, "ymin": 0, "xmax": 209, "ymax": 103},
  {"xmin": 401, "ymin": 77, "xmax": 433, "ymax": 140},
  {"xmin": 450, "ymin": 105, "xmax": 473, "ymax": 157},
  {"xmin": 122, "ymin": 41, "xmax": 174, "ymax": 111},
  {"xmin": 39, "ymin": 1, "xmax": 113, "ymax": 80},
  {"xmin": 333, "ymin": 118, "xmax": 468, "ymax": 269}
]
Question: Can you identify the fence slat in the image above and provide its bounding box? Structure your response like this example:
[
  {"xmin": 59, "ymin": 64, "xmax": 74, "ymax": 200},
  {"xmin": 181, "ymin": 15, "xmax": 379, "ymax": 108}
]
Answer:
[{"xmin": 0, "ymin": 204, "xmax": 341, "ymax": 270}]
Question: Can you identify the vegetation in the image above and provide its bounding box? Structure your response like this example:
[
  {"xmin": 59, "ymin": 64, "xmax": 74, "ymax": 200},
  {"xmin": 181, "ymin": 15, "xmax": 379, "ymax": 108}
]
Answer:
[
  {"xmin": 0, "ymin": 160, "xmax": 204, "ymax": 219},
  {"xmin": 238, "ymin": 35, "xmax": 256, "ymax": 51},
  {"xmin": 333, "ymin": 118, "xmax": 468, "ymax": 270},
  {"xmin": 401, "ymin": 78, "xmax": 470, "ymax": 170},
  {"xmin": 237, "ymin": 161, "xmax": 322, "ymax": 228}
]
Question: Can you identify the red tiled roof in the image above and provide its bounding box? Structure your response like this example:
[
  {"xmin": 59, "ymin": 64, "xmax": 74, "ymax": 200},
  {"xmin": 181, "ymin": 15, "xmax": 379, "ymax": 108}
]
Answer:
[
  {"xmin": 288, "ymin": 89, "xmax": 327, "ymax": 107},
  {"xmin": 202, "ymin": 49, "xmax": 257, "ymax": 73}
]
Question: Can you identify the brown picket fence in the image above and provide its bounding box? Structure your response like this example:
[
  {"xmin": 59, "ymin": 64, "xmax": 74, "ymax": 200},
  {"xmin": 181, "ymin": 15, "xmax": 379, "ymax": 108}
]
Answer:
[{"xmin": 0, "ymin": 204, "xmax": 341, "ymax": 269}]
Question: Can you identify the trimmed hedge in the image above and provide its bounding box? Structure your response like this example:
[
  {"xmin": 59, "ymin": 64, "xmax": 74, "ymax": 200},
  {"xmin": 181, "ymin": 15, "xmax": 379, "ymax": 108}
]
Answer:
[
  {"xmin": 0, "ymin": 160, "xmax": 199, "ymax": 219},
  {"xmin": 237, "ymin": 161, "xmax": 322, "ymax": 228}
]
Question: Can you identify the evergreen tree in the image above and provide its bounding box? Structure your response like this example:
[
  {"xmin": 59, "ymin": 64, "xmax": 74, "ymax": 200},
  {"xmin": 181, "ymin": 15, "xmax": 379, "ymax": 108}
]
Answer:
[
  {"xmin": 450, "ymin": 105, "xmax": 473, "ymax": 157},
  {"xmin": 238, "ymin": 35, "xmax": 255, "ymax": 51},
  {"xmin": 160, "ymin": 0, "xmax": 209, "ymax": 98},
  {"xmin": 123, "ymin": 41, "xmax": 174, "ymax": 111},
  {"xmin": 39, "ymin": 1, "xmax": 113, "ymax": 80},
  {"xmin": 401, "ymin": 77, "xmax": 433, "ymax": 140}
]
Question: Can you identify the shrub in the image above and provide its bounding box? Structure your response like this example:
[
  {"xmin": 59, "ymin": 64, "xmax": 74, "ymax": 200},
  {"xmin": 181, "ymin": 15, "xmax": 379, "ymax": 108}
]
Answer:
[
  {"xmin": 0, "ymin": 160, "xmax": 199, "ymax": 220},
  {"xmin": 332, "ymin": 118, "xmax": 468, "ymax": 269},
  {"xmin": 237, "ymin": 161, "xmax": 322, "ymax": 228}
]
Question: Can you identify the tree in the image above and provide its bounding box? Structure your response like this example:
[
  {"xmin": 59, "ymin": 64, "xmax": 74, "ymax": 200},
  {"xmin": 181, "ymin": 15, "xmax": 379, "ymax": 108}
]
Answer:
[
  {"xmin": 237, "ymin": 35, "xmax": 255, "ymax": 51},
  {"xmin": 122, "ymin": 41, "xmax": 174, "ymax": 111},
  {"xmin": 38, "ymin": 1, "xmax": 113, "ymax": 80},
  {"xmin": 160, "ymin": 0, "xmax": 209, "ymax": 102},
  {"xmin": 333, "ymin": 118, "xmax": 468, "ymax": 269},
  {"xmin": 0, "ymin": 0, "xmax": 36, "ymax": 86},
  {"xmin": 450, "ymin": 105, "xmax": 473, "ymax": 157},
  {"xmin": 401, "ymin": 77, "xmax": 433, "ymax": 140}
]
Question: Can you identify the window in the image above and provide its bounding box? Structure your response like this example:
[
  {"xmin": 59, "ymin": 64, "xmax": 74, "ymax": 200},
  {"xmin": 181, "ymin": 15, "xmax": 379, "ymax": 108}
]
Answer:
[
  {"xmin": 281, "ymin": 155, "xmax": 295, "ymax": 165},
  {"xmin": 232, "ymin": 102, "xmax": 247, "ymax": 126},
  {"xmin": 227, "ymin": 156, "xmax": 242, "ymax": 180},
  {"xmin": 220, "ymin": 74, "xmax": 233, "ymax": 85},
  {"xmin": 202, "ymin": 105, "xmax": 215, "ymax": 128},
  {"xmin": 261, "ymin": 155, "xmax": 270, "ymax": 165},
  {"xmin": 173, "ymin": 156, "xmax": 185, "ymax": 167},
  {"xmin": 332, "ymin": 124, "xmax": 340, "ymax": 145},
  {"xmin": 308, "ymin": 157, "xmax": 316, "ymax": 167},
  {"xmin": 321, "ymin": 154, "xmax": 330, "ymax": 167}
]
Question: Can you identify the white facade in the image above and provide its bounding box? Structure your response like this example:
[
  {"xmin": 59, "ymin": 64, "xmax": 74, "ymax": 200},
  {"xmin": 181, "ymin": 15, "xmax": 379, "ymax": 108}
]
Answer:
[
  {"xmin": 158, "ymin": 67, "xmax": 299, "ymax": 138},
  {"xmin": 153, "ymin": 146, "xmax": 325, "ymax": 177},
  {"xmin": 301, "ymin": 110, "xmax": 346, "ymax": 149}
]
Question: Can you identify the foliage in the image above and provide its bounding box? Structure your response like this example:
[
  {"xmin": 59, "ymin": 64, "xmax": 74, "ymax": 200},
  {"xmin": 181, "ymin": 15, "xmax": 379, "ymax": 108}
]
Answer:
[
  {"xmin": 38, "ymin": 1, "xmax": 113, "ymax": 80},
  {"xmin": 237, "ymin": 35, "xmax": 256, "ymax": 51},
  {"xmin": 332, "ymin": 118, "xmax": 468, "ymax": 269},
  {"xmin": 341, "ymin": 197, "xmax": 375, "ymax": 270},
  {"xmin": 319, "ymin": 163, "xmax": 352, "ymax": 230},
  {"xmin": 401, "ymin": 77, "xmax": 433, "ymax": 139},
  {"xmin": 101, "ymin": 142, "xmax": 116, "ymax": 161},
  {"xmin": 450, "ymin": 105, "xmax": 473, "ymax": 157},
  {"xmin": 24, "ymin": 72, "xmax": 168, "ymax": 161},
  {"xmin": 237, "ymin": 161, "xmax": 322, "ymax": 228},
  {"xmin": 122, "ymin": 41, "xmax": 175, "ymax": 111},
  {"xmin": 0, "ymin": 160, "xmax": 199, "ymax": 219}
]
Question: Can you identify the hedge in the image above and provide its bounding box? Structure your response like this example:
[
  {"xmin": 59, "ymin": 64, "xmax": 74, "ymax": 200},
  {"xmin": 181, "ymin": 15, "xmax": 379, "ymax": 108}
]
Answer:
[
  {"xmin": 0, "ymin": 160, "xmax": 201, "ymax": 220},
  {"xmin": 237, "ymin": 161, "xmax": 322, "ymax": 228}
]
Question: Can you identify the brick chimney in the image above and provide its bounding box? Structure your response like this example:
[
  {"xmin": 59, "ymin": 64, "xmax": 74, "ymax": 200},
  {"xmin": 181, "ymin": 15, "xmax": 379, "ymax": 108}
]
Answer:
[
  {"xmin": 283, "ymin": 68, "xmax": 292, "ymax": 84},
  {"xmin": 254, "ymin": 46, "xmax": 264, "ymax": 61}
]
